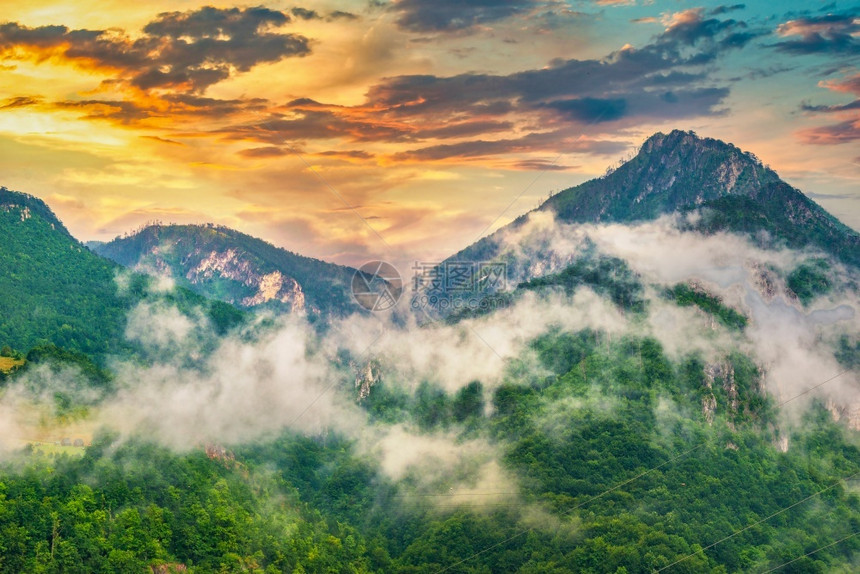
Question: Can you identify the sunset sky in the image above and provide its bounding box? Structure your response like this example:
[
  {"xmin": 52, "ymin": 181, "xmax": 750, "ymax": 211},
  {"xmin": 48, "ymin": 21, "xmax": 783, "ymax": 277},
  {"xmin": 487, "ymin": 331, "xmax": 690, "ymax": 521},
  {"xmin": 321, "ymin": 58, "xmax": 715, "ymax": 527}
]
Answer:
[{"xmin": 0, "ymin": 0, "xmax": 857, "ymax": 266}]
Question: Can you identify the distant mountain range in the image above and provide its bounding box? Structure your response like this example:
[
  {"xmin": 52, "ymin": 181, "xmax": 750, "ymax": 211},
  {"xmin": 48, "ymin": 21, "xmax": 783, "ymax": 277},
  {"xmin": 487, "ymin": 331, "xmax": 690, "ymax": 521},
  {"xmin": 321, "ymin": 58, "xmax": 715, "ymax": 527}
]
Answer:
[
  {"xmin": 453, "ymin": 130, "xmax": 859, "ymax": 268},
  {"xmin": 2, "ymin": 132, "xmax": 859, "ymax": 574},
  {"xmin": 2, "ymin": 130, "xmax": 858, "ymax": 355},
  {"xmin": 90, "ymin": 224, "xmax": 357, "ymax": 317}
]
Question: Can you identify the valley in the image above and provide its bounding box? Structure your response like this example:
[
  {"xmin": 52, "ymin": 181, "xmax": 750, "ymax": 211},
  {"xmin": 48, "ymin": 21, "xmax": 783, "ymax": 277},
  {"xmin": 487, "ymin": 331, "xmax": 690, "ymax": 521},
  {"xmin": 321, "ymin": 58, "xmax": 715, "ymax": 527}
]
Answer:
[{"xmin": 0, "ymin": 131, "xmax": 858, "ymax": 572}]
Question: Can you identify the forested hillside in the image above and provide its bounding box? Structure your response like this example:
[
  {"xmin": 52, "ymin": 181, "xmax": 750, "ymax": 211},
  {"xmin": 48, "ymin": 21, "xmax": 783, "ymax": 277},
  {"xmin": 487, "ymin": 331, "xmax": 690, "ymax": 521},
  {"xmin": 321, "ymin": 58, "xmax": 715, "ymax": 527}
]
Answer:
[
  {"xmin": 0, "ymin": 188, "xmax": 244, "ymax": 359},
  {"xmin": 1, "ymin": 331, "xmax": 858, "ymax": 573},
  {"xmin": 93, "ymin": 224, "xmax": 356, "ymax": 317},
  {"xmin": 1, "ymin": 128, "xmax": 859, "ymax": 573}
]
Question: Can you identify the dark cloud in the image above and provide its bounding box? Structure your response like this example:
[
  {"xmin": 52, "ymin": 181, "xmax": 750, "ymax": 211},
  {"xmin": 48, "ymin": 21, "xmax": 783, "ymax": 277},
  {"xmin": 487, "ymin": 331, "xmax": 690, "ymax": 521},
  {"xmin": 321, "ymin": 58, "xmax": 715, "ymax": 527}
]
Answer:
[
  {"xmin": 53, "ymin": 94, "xmax": 268, "ymax": 125},
  {"xmin": 746, "ymin": 64, "xmax": 795, "ymax": 80},
  {"xmin": 238, "ymin": 146, "xmax": 289, "ymax": 158},
  {"xmin": 0, "ymin": 95, "xmax": 41, "ymax": 109},
  {"xmin": 391, "ymin": 132, "xmax": 625, "ymax": 161},
  {"xmin": 220, "ymin": 109, "xmax": 414, "ymax": 144},
  {"xmin": 0, "ymin": 22, "xmax": 146, "ymax": 69},
  {"xmin": 392, "ymin": 0, "xmax": 535, "ymax": 33},
  {"xmin": 510, "ymin": 159, "xmax": 576, "ymax": 171},
  {"xmin": 543, "ymin": 97, "xmax": 628, "ymax": 122},
  {"xmin": 772, "ymin": 14, "xmax": 860, "ymax": 55},
  {"xmin": 328, "ymin": 11, "xmax": 360, "ymax": 21},
  {"xmin": 315, "ymin": 150, "xmax": 375, "ymax": 160},
  {"xmin": 801, "ymin": 100, "xmax": 860, "ymax": 113},
  {"xmin": 208, "ymin": 10, "xmax": 747, "ymax": 161},
  {"xmin": 719, "ymin": 31, "xmax": 759, "ymax": 49},
  {"xmin": 660, "ymin": 13, "xmax": 738, "ymax": 46},
  {"xmin": 143, "ymin": 6, "xmax": 290, "ymax": 39},
  {"xmin": 55, "ymin": 99, "xmax": 156, "ymax": 123},
  {"xmin": 419, "ymin": 120, "xmax": 515, "ymax": 139},
  {"xmin": 364, "ymin": 10, "xmax": 747, "ymax": 120},
  {"xmin": 140, "ymin": 135, "xmax": 184, "ymax": 146},
  {"xmin": 709, "ymin": 4, "xmax": 745, "ymax": 16},
  {"xmin": 163, "ymin": 94, "xmax": 269, "ymax": 117},
  {"xmin": 291, "ymin": 8, "xmax": 321, "ymax": 21},
  {"xmin": 0, "ymin": 7, "xmax": 311, "ymax": 93}
]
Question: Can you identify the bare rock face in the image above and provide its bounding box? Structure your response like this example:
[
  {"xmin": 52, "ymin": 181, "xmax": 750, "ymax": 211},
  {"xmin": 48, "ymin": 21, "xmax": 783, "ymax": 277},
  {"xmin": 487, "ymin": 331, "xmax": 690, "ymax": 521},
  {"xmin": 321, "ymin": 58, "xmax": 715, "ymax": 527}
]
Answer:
[
  {"xmin": 826, "ymin": 398, "xmax": 860, "ymax": 431},
  {"xmin": 355, "ymin": 360, "xmax": 382, "ymax": 402},
  {"xmin": 184, "ymin": 250, "xmax": 307, "ymax": 311},
  {"xmin": 705, "ymin": 360, "xmax": 739, "ymax": 413},
  {"xmin": 241, "ymin": 271, "xmax": 306, "ymax": 310},
  {"xmin": 702, "ymin": 393, "xmax": 717, "ymax": 424},
  {"xmin": 747, "ymin": 261, "xmax": 780, "ymax": 302},
  {"xmin": 187, "ymin": 249, "xmax": 253, "ymax": 284},
  {"xmin": 1, "ymin": 203, "xmax": 32, "ymax": 221},
  {"xmin": 204, "ymin": 443, "xmax": 236, "ymax": 466},
  {"xmin": 92, "ymin": 223, "xmax": 355, "ymax": 316}
]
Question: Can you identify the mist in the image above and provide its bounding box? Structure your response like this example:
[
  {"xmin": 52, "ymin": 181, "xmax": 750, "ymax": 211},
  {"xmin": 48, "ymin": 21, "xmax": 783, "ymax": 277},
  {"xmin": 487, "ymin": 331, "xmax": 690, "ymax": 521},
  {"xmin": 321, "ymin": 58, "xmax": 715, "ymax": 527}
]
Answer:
[{"xmin": 0, "ymin": 211, "xmax": 857, "ymax": 506}]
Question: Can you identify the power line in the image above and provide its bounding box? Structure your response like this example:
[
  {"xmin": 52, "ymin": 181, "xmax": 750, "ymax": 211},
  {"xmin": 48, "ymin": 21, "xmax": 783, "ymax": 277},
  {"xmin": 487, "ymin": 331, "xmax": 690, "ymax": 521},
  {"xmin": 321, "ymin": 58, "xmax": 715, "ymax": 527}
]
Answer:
[
  {"xmin": 654, "ymin": 470, "xmax": 860, "ymax": 572},
  {"xmin": 434, "ymin": 369, "xmax": 853, "ymax": 573},
  {"xmin": 759, "ymin": 531, "xmax": 860, "ymax": 573}
]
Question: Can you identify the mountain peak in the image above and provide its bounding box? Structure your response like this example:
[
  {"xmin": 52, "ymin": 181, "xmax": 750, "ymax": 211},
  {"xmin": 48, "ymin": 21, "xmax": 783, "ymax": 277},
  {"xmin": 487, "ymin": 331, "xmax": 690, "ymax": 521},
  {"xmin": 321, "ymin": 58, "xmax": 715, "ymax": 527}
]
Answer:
[
  {"xmin": 0, "ymin": 186, "xmax": 71, "ymax": 236},
  {"xmin": 639, "ymin": 129, "xmax": 763, "ymax": 167},
  {"xmin": 93, "ymin": 222, "xmax": 357, "ymax": 316},
  {"xmin": 542, "ymin": 129, "xmax": 782, "ymax": 226},
  {"xmin": 453, "ymin": 130, "xmax": 859, "ymax": 267}
]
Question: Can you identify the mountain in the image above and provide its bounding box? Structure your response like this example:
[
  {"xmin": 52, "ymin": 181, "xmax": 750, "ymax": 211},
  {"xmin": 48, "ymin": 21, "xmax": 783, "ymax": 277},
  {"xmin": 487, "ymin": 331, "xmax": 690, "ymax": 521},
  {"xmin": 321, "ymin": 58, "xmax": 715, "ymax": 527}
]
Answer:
[
  {"xmin": 454, "ymin": 130, "xmax": 859, "ymax": 267},
  {"xmin": 92, "ymin": 224, "xmax": 357, "ymax": 317},
  {"xmin": 0, "ymin": 187, "xmax": 243, "ymax": 359},
  {"xmin": 2, "ymin": 140, "xmax": 860, "ymax": 573},
  {"xmin": 0, "ymin": 186, "xmax": 133, "ymax": 356}
]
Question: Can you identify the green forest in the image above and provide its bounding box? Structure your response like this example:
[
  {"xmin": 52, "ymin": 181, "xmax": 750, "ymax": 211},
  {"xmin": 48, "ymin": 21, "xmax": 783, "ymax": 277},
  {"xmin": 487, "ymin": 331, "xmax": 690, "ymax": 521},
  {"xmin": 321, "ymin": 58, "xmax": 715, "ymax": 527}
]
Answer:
[
  {"xmin": 1, "ymin": 327, "xmax": 859, "ymax": 573},
  {"xmin": 2, "ymin": 174, "xmax": 859, "ymax": 572}
]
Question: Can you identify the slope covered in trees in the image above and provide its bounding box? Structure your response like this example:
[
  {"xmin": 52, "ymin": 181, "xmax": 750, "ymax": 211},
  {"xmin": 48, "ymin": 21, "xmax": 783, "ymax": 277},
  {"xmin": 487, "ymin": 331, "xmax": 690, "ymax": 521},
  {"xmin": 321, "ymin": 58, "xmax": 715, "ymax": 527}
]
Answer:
[{"xmin": 0, "ymin": 330, "xmax": 858, "ymax": 573}]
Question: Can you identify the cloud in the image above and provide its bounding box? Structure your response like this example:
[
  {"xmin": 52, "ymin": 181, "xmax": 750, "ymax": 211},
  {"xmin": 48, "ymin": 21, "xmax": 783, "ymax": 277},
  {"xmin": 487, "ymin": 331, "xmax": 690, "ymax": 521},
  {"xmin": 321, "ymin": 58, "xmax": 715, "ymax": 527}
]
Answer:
[
  {"xmin": 543, "ymin": 97, "xmax": 628, "ymax": 122},
  {"xmin": 315, "ymin": 149, "xmax": 376, "ymax": 161},
  {"xmin": 0, "ymin": 95, "xmax": 41, "ymax": 110},
  {"xmin": 708, "ymin": 4, "xmax": 746, "ymax": 16},
  {"xmin": 773, "ymin": 14, "xmax": 860, "ymax": 55},
  {"xmin": 485, "ymin": 212, "xmax": 860, "ymax": 423},
  {"xmin": 0, "ymin": 5, "xmax": 759, "ymax": 172},
  {"xmin": 238, "ymin": 146, "xmax": 289, "ymax": 158},
  {"xmin": 391, "ymin": 132, "xmax": 626, "ymax": 162},
  {"xmin": 802, "ymin": 73, "xmax": 860, "ymax": 113},
  {"xmin": 510, "ymin": 159, "xmax": 577, "ymax": 171},
  {"xmin": 821, "ymin": 73, "xmax": 860, "ymax": 97},
  {"xmin": 364, "ymin": 11, "xmax": 751, "ymax": 119},
  {"xmin": 291, "ymin": 7, "xmax": 322, "ymax": 21},
  {"xmin": 276, "ymin": 10, "xmax": 745, "ymax": 160},
  {"xmin": 801, "ymin": 100, "xmax": 860, "ymax": 114},
  {"xmin": 392, "ymin": 0, "xmax": 536, "ymax": 33},
  {"xmin": 329, "ymin": 11, "xmax": 359, "ymax": 22},
  {"xmin": 0, "ymin": 7, "xmax": 311, "ymax": 94},
  {"xmin": 797, "ymin": 72, "xmax": 860, "ymax": 145},
  {"xmin": 797, "ymin": 118, "xmax": 860, "ymax": 145}
]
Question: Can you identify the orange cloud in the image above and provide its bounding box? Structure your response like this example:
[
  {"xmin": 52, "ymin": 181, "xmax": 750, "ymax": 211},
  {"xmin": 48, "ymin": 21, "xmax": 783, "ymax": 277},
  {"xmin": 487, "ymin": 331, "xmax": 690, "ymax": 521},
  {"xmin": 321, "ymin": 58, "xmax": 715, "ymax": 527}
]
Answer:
[{"xmin": 0, "ymin": 7, "xmax": 311, "ymax": 94}]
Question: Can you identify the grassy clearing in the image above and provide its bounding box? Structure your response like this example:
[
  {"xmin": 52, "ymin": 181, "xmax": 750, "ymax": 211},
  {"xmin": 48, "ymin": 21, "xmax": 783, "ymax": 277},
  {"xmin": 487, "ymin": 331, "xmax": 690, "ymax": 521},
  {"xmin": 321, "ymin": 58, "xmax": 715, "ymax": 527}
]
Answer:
[{"xmin": 0, "ymin": 356, "xmax": 24, "ymax": 372}]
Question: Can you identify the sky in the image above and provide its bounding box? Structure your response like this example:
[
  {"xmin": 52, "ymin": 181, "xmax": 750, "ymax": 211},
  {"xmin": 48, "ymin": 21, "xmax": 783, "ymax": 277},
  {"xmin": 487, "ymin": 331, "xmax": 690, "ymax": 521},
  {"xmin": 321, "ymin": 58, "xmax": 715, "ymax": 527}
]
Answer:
[{"xmin": 0, "ymin": 0, "xmax": 857, "ymax": 267}]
